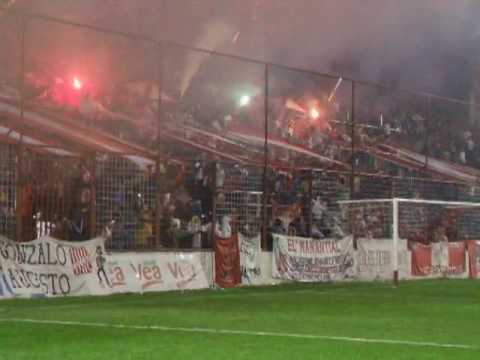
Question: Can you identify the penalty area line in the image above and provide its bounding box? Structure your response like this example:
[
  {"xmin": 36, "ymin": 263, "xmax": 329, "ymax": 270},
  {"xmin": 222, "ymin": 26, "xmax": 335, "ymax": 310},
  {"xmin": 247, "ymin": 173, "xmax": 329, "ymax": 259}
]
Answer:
[{"xmin": 0, "ymin": 318, "xmax": 476, "ymax": 350}]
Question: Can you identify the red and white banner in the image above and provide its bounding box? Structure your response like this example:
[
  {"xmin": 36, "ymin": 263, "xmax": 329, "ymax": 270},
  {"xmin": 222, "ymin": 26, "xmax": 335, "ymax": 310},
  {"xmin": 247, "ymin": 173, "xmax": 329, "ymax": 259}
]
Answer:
[
  {"xmin": 467, "ymin": 241, "xmax": 480, "ymax": 279},
  {"xmin": 411, "ymin": 242, "xmax": 467, "ymax": 278},
  {"xmin": 272, "ymin": 235, "xmax": 356, "ymax": 282},
  {"xmin": 214, "ymin": 234, "xmax": 241, "ymax": 288},
  {"xmin": 0, "ymin": 235, "xmax": 210, "ymax": 299},
  {"xmin": 448, "ymin": 242, "xmax": 466, "ymax": 275},
  {"xmin": 411, "ymin": 243, "xmax": 434, "ymax": 277}
]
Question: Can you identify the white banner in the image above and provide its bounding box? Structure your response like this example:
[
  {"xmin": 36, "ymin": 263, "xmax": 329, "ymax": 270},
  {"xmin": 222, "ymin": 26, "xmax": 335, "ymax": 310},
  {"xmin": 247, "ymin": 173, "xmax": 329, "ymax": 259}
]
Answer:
[
  {"xmin": 0, "ymin": 236, "xmax": 210, "ymax": 299},
  {"xmin": 0, "ymin": 235, "xmax": 105, "ymax": 298},
  {"xmin": 356, "ymin": 238, "xmax": 410, "ymax": 281},
  {"xmin": 272, "ymin": 235, "xmax": 356, "ymax": 282},
  {"xmin": 237, "ymin": 234, "xmax": 283, "ymax": 286},
  {"xmin": 105, "ymin": 252, "xmax": 209, "ymax": 294},
  {"xmin": 238, "ymin": 233, "xmax": 261, "ymax": 285}
]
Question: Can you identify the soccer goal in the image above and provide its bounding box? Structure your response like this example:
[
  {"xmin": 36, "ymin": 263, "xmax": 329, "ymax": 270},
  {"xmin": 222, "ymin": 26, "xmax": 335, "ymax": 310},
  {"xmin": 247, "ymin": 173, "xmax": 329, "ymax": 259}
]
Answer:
[{"xmin": 338, "ymin": 198, "xmax": 480, "ymax": 284}]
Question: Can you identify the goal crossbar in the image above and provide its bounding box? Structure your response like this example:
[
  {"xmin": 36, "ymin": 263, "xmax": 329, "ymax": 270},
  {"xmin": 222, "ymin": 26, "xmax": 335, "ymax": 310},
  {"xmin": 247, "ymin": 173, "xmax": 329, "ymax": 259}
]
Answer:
[
  {"xmin": 337, "ymin": 197, "xmax": 480, "ymax": 285},
  {"xmin": 338, "ymin": 198, "xmax": 480, "ymax": 207}
]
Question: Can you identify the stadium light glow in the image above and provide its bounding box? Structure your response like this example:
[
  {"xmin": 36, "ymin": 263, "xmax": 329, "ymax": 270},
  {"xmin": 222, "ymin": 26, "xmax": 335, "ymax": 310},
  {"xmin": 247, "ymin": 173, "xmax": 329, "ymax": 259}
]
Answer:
[{"xmin": 239, "ymin": 94, "xmax": 251, "ymax": 107}]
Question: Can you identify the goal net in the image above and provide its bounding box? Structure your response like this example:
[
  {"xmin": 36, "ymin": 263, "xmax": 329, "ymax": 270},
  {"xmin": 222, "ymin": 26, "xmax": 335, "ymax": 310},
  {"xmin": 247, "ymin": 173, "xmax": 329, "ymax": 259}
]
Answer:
[{"xmin": 339, "ymin": 198, "xmax": 480, "ymax": 282}]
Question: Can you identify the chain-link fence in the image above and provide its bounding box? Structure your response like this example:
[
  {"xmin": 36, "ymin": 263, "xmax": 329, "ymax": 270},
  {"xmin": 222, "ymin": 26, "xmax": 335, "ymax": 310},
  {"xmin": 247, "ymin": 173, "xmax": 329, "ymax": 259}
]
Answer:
[
  {"xmin": 0, "ymin": 143, "xmax": 16, "ymax": 240},
  {"xmin": 1, "ymin": 9, "xmax": 480, "ymax": 250}
]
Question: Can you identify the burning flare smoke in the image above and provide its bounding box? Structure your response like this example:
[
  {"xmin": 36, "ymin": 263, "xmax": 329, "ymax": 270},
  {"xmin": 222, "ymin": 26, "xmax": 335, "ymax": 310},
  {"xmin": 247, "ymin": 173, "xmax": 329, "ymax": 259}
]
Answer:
[{"xmin": 178, "ymin": 19, "xmax": 236, "ymax": 98}]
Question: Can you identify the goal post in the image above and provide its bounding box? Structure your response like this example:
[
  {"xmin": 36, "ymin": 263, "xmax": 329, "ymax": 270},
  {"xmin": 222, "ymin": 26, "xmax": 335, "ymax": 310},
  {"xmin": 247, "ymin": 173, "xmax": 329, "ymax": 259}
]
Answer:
[
  {"xmin": 338, "ymin": 198, "xmax": 480, "ymax": 285},
  {"xmin": 393, "ymin": 198, "xmax": 399, "ymax": 286}
]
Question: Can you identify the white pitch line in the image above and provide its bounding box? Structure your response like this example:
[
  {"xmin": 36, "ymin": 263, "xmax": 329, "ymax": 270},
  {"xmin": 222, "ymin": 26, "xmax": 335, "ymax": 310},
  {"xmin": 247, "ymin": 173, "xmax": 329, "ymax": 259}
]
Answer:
[{"xmin": 0, "ymin": 318, "xmax": 476, "ymax": 350}]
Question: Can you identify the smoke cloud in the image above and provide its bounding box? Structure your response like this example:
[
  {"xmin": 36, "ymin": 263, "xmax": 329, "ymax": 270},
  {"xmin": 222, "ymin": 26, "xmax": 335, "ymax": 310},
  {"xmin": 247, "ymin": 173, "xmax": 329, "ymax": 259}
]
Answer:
[
  {"xmin": 236, "ymin": 0, "xmax": 479, "ymax": 97},
  {"xmin": 5, "ymin": 0, "xmax": 480, "ymax": 98}
]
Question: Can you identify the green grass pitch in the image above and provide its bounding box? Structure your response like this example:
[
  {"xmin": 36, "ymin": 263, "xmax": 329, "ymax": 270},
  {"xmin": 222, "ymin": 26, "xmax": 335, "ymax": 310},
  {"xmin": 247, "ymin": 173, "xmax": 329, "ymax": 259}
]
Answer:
[{"xmin": 0, "ymin": 280, "xmax": 479, "ymax": 360}]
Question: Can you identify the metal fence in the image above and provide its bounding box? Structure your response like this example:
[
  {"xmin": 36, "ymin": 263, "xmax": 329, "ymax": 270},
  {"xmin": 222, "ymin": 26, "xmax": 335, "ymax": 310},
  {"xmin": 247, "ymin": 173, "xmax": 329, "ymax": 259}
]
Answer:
[{"xmin": 1, "ymin": 9, "xmax": 480, "ymax": 250}]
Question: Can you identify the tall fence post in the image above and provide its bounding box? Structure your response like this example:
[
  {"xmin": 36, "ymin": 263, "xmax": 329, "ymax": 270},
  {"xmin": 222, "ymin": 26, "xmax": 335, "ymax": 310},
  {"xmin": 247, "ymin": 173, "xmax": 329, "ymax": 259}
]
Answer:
[
  {"xmin": 425, "ymin": 95, "xmax": 431, "ymax": 173},
  {"xmin": 19, "ymin": 13, "xmax": 26, "ymax": 119},
  {"xmin": 349, "ymin": 81, "xmax": 356, "ymax": 200},
  {"xmin": 261, "ymin": 64, "xmax": 269, "ymax": 250},
  {"xmin": 390, "ymin": 176, "xmax": 396, "ymax": 198},
  {"xmin": 154, "ymin": 41, "xmax": 164, "ymax": 249},
  {"xmin": 307, "ymin": 169, "xmax": 314, "ymax": 237},
  {"xmin": 89, "ymin": 153, "xmax": 97, "ymax": 238},
  {"xmin": 211, "ymin": 161, "xmax": 218, "ymax": 250},
  {"xmin": 15, "ymin": 143, "xmax": 25, "ymax": 242},
  {"xmin": 15, "ymin": 13, "xmax": 27, "ymax": 243}
]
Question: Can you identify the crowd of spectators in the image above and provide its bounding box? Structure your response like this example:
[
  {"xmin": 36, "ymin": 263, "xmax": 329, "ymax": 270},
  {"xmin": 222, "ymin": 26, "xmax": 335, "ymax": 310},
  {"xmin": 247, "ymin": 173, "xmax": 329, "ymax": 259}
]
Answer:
[{"xmin": 4, "ymin": 66, "xmax": 480, "ymax": 250}]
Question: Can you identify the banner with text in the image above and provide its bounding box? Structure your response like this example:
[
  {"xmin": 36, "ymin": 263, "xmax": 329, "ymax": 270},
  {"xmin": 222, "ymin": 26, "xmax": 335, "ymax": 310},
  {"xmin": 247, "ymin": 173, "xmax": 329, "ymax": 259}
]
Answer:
[
  {"xmin": 411, "ymin": 242, "xmax": 467, "ymax": 279},
  {"xmin": 272, "ymin": 235, "xmax": 356, "ymax": 282},
  {"xmin": 238, "ymin": 233, "xmax": 262, "ymax": 285},
  {"xmin": 105, "ymin": 252, "xmax": 209, "ymax": 294},
  {"xmin": 0, "ymin": 235, "xmax": 105, "ymax": 299},
  {"xmin": 0, "ymin": 235, "xmax": 210, "ymax": 299},
  {"xmin": 356, "ymin": 239, "xmax": 410, "ymax": 281}
]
